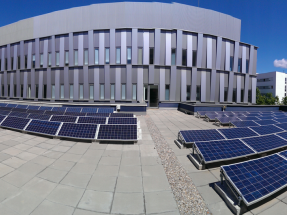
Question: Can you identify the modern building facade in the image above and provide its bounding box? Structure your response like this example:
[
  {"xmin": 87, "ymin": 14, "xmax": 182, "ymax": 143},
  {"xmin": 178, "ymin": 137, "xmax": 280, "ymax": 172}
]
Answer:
[
  {"xmin": 257, "ymin": 71, "xmax": 287, "ymax": 101},
  {"xmin": 0, "ymin": 2, "xmax": 257, "ymax": 107}
]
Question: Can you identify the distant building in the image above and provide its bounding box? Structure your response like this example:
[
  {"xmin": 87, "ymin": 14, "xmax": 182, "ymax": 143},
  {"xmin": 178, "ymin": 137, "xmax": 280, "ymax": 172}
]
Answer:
[{"xmin": 257, "ymin": 71, "xmax": 287, "ymax": 101}]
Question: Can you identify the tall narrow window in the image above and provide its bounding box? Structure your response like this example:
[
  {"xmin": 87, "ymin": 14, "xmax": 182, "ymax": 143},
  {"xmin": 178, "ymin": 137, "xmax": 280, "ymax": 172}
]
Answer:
[
  {"xmin": 186, "ymin": 85, "xmax": 191, "ymax": 100},
  {"xmin": 2, "ymin": 85, "xmax": 4, "ymax": 96},
  {"xmin": 241, "ymin": 89, "xmax": 244, "ymax": 102},
  {"xmin": 51, "ymin": 85, "xmax": 55, "ymax": 99},
  {"xmin": 224, "ymin": 87, "xmax": 228, "ymax": 101},
  {"xmin": 182, "ymin": 49, "xmax": 187, "ymax": 66},
  {"xmin": 100, "ymin": 84, "xmax": 105, "ymax": 99},
  {"xmin": 246, "ymin": 60, "xmax": 249, "ymax": 73},
  {"xmin": 192, "ymin": 50, "xmax": 197, "ymax": 67},
  {"xmin": 40, "ymin": 54, "xmax": 43, "ymax": 68},
  {"xmin": 5, "ymin": 58, "xmax": 7, "ymax": 70},
  {"xmin": 21, "ymin": 84, "xmax": 24, "ymax": 97},
  {"xmin": 196, "ymin": 85, "xmax": 201, "ymax": 101},
  {"xmin": 25, "ymin": 56, "xmax": 28, "ymax": 68},
  {"xmin": 105, "ymin": 48, "xmax": 110, "ymax": 64},
  {"xmin": 116, "ymin": 48, "xmax": 121, "ymax": 64},
  {"xmin": 95, "ymin": 48, "xmax": 99, "ymax": 65},
  {"xmin": 121, "ymin": 84, "xmax": 126, "ymax": 100},
  {"xmin": 48, "ymin": 53, "xmax": 51, "ymax": 67},
  {"xmin": 17, "ymin": 56, "xmax": 20, "ymax": 69},
  {"xmin": 132, "ymin": 84, "xmax": 137, "ymax": 100},
  {"xmin": 60, "ymin": 85, "xmax": 64, "ymax": 99},
  {"xmin": 14, "ymin": 85, "xmax": 17, "ymax": 97},
  {"xmin": 149, "ymin": 48, "xmax": 154, "ymax": 64},
  {"xmin": 238, "ymin": 58, "xmax": 242, "ymax": 72},
  {"xmin": 8, "ymin": 85, "xmax": 10, "ymax": 97},
  {"xmin": 32, "ymin": 55, "xmax": 35, "ymax": 68},
  {"xmin": 89, "ymin": 84, "xmax": 94, "ymax": 100},
  {"xmin": 65, "ymin": 51, "xmax": 69, "ymax": 66},
  {"xmin": 144, "ymin": 85, "xmax": 148, "ymax": 100},
  {"xmin": 84, "ymin": 49, "xmax": 88, "ymax": 65},
  {"xmin": 138, "ymin": 48, "xmax": 143, "ymax": 65},
  {"xmin": 110, "ymin": 84, "xmax": 115, "ymax": 100},
  {"xmin": 232, "ymin": 88, "xmax": 236, "ymax": 102},
  {"xmin": 11, "ymin": 57, "xmax": 13, "ymax": 70},
  {"xmin": 248, "ymin": 90, "xmax": 252, "ymax": 103},
  {"xmin": 35, "ymin": 84, "xmax": 38, "ymax": 98},
  {"xmin": 43, "ymin": 85, "xmax": 47, "ymax": 98},
  {"xmin": 74, "ymin": 50, "xmax": 78, "ymax": 66},
  {"xmin": 230, "ymin": 56, "xmax": 234, "ymax": 71},
  {"xmin": 171, "ymin": 49, "xmax": 176, "ymax": 65},
  {"xmin": 127, "ymin": 47, "xmax": 132, "ymax": 64},
  {"xmin": 70, "ymin": 84, "xmax": 73, "ymax": 99},
  {"xmin": 27, "ymin": 85, "xmax": 31, "ymax": 98},
  {"xmin": 165, "ymin": 85, "xmax": 170, "ymax": 100},
  {"xmin": 79, "ymin": 84, "xmax": 83, "ymax": 99},
  {"xmin": 0, "ymin": 59, "xmax": 1, "ymax": 71}
]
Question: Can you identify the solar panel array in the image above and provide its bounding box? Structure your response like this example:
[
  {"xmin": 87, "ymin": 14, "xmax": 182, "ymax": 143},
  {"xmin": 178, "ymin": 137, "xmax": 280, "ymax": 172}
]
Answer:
[
  {"xmin": 78, "ymin": 117, "xmax": 107, "ymax": 124},
  {"xmin": 1, "ymin": 116, "xmax": 30, "ymax": 130},
  {"xmin": 249, "ymin": 124, "xmax": 283, "ymax": 135},
  {"xmin": 110, "ymin": 113, "xmax": 133, "ymax": 118},
  {"xmin": 58, "ymin": 123, "xmax": 98, "ymax": 139},
  {"xmin": 218, "ymin": 127, "xmax": 258, "ymax": 139},
  {"xmin": 108, "ymin": 117, "xmax": 137, "ymax": 125},
  {"xmin": 25, "ymin": 120, "xmax": 61, "ymax": 135},
  {"xmin": 97, "ymin": 124, "xmax": 137, "ymax": 140},
  {"xmin": 180, "ymin": 129, "xmax": 224, "ymax": 144},
  {"xmin": 50, "ymin": 115, "xmax": 77, "ymax": 123}
]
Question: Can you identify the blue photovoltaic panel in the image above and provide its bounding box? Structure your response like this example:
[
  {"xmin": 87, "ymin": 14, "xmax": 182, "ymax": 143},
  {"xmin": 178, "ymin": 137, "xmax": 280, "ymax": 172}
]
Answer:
[
  {"xmin": 7, "ymin": 104, "xmax": 17, "ymax": 108},
  {"xmin": 238, "ymin": 117, "xmax": 260, "ymax": 121},
  {"xmin": 9, "ymin": 112, "xmax": 29, "ymax": 118},
  {"xmin": 12, "ymin": 108, "xmax": 28, "ymax": 112},
  {"xmin": 110, "ymin": 113, "xmax": 134, "ymax": 118},
  {"xmin": 216, "ymin": 117, "xmax": 239, "ymax": 123},
  {"xmin": 219, "ymin": 127, "xmax": 258, "ymax": 139},
  {"xmin": 25, "ymin": 120, "xmax": 60, "ymax": 135},
  {"xmin": 98, "ymin": 108, "xmax": 114, "ymax": 113},
  {"xmin": 27, "ymin": 106, "xmax": 40, "ymax": 110},
  {"xmin": 276, "ymin": 132, "xmax": 287, "ymax": 140},
  {"xmin": 86, "ymin": 113, "xmax": 110, "ymax": 117},
  {"xmin": 50, "ymin": 115, "xmax": 77, "ymax": 123},
  {"xmin": 254, "ymin": 119, "xmax": 278, "ymax": 126},
  {"xmin": 0, "ymin": 107, "xmax": 12, "ymax": 111},
  {"xmin": 250, "ymin": 124, "xmax": 283, "ymax": 135},
  {"xmin": 97, "ymin": 124, "xmax": 137, "ymax": 140},
  {"xmin": 257, "ymin": 116, "xmax": 276, "ymax": 120},
  {"xmin": 52, "ymin": 107, "xmax": 67, "ymax": 112},
  {"xmin": 245, "ymin": 114, "xmax": 262, "ymax": 117},
  {"xmin": 0, "ymin": 103, "xmax": 7, "ymax": 107},
  {"xmin": 279, "ymin": 149, "xmax": 287, "ymax": 159},
  {"xmin": 260, "ymin": 111, "xmax": 274, "ymax": 114},
  {"xmin": 231, "ymin": 121, "xmax": 259, "ymax": 128},
  {"xmin": 222, "ymin": 154, "xmax": 287, "ymax": 205},
  {"xmin": 81, "ymin": 108, "xmax": 98, "ymax": 113},
  {"xmin": 28, "ymin": 114, "xmax": 51, "ymax": 121},
  {"xmin": 27, "ymin": 109, "xmax": 45, "ymax": 114},
  {"xmin": 108, "ymin": 117, "xmax": 137, "ymax": 124},
  {"xmin": 0, "ymin": 110, "xmax": 10, "ymax": 115},
  {"xmin": 64, "ymin": 112, "xmax": 86, "ymax": 116},
  {"xmin": 44, "ymin": 111, "xmax": 65, "ymax": 115},
  {"xmin": 198, "ymin": 111, "xmax": 217, "ymax": 116},
  {"xmin": 39, "ymin": 106, "xmax": 53, "ymax": 111},
  {"xmin": 180, "ymin": 129, "xmax": 224, "ymax": 143},
  {"xmin": 66, "ymin": 107, "xmax": 82, "ymax": 112},
  {"xmin": 1, "ymin": 116, "xmax": 30, "ymax": 130},
  {"xmin": 242, "ymin": 134, "xmax": 287, "ymax": 153},
  {"xmin": 195, "ymin": 139, "xmax": 255, "ymax": 163},
  {"xmin": 16, "ymin": 105, "xmax": 28, "ymax": 109},
  {"xmin": 275, "ymin": 118, "xmax": 287, "ymax": 123},
  {"xmin": 275, "ymin": 122, "xmax": 287, "ymax": 130},
  {"xmin": 77, "ymin": 117, "xmax": 106, "ymax": 124},
  {"xmin": 58, "ymin": 123, "xmax": 98, "ymax": 139},
  {"xmin": 0, "ymin": 115, "xmax": 6, "ymax": 122},
  {"xmin": 205, "ymin": 114, "xmax": 220, "ymax": 120}
]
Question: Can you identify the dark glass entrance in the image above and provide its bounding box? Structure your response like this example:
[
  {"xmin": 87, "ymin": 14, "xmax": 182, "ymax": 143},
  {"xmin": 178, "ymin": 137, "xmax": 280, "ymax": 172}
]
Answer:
[{"xmin": 149, "ymin": 85, "xmax": 158, "ymax": 107}]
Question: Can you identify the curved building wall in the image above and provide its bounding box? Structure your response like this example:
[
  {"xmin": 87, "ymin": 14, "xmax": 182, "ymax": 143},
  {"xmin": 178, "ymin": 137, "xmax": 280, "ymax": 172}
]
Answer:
[{"xmin": 0, "ymin": 2, "xmax": 257, "ymax": 105}]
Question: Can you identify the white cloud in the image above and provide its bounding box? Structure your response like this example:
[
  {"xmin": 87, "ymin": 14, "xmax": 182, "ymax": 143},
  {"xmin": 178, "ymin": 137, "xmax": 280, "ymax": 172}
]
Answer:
[{"xmin": 274, "ymin": 58, "xmax": 287, "ymax": 69}]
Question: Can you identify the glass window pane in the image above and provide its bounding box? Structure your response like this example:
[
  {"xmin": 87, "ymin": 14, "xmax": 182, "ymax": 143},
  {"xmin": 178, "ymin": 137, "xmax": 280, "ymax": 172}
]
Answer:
[
  {"xmin": 171, "ymin": 49, "xmax": 176, "ymax": 65},
  {"xmin": 192, "ymin": 51, "xmax": 197, "ymax": 67},
  {"xmin": 224, "ymin": 87, "xmax": 228, "ymax": 101},
  {"xmin": 48, "ymin": 53, "xmax": 51, "ymax": 67},
  {"xmin": 132, "ymin": 84, "xmax": 137, "ymax": 100},
  {"xmin": 28, "ymin": 85, "xmax": 31, "ymax": 98},
  {"xmin": 127, "ymin": 48, "xmax": 131, "ymax": 64},
  {"xmin": 70, "ymin": 84, "xmax": 73, "ymax": 99},
  {"xmin": 40, "ymin": 54, "xmax": 43, "ymax": 67},
  {"xmin": 32, "ymin": 55, "xmax": 35, "ymax": 68},
  {"xmin": 84, "ymin": 50, "xmax": 88, "ymax": 65},
  {"xmin": 186, "ymin": 85, "xmax": 191, "ymax": 100},
  {"xmin": 79, "ymin": 84, "xmax": 83, "ymax": 99},
  {"xmin": 144, "ymin": 85, "xmax": 148, "ymax": 100},
  {"xmin": 61, "ymin": 85, "xmax": 64, "ymax": 99},
  {"xmin": 74, "ymin": 50, "xmax": 78, "ymax": 66},
  {"xmin": 233, "ymin": 88, "xmax": 236, "ymax": 102},
  {"xmin": 110, "ymin": 84, "xmax": 115, "ymax": 100},
  {"xmin": 51, "ymin": 85, "xmax": 55, "ymax": 99},
  {"xmin": 95, "ymin": 49, "xmax": 99, "ymax": 65},
  {"xmin": 65, "ymin": 51, "xmax": 69, "ymax": 65},
  {"xmin": 105, "ymin": 48, "xmax": 110, "ymax": 64},
  {"xmin": 138, "ymin": 48, "xmax": 143, "ymax": 65},
  {"xmin": 43, "ymin": 85, "xmax": 46, "ymax": 98},
  {"xmin": 246, "ymin": 60, "xmax": 249, "ymax": 73},
  {"xmin": 241, "ymin": 89, "xmax": 244, "ymax": 102},
  {"xmin": 8, "ymin": 85, "xmax": 10, "ymax": 97},
  {"xmin": 122, "ymin": 84, "xmax": 126, "ymax": 100},
  {"xmin": 149, "ymin": 48, "xmax": 154, "ymax": 64},
  {"xmin": 182, "ymin": 49, "xmax": 187, "ymax": 66},
  {"xmin": 89, "ymin": 85, "xmax": 94, "ymax": 100},
  {"xmin": 14, "ymin": 85, "xmax": 17, "ymax": 97},
  {"xmin": 196, "ymin": 85, "xmax": 201, "ymax": 101},
  {"xmin": 238, "ymin": 58, "xmax": 242, "ymax": 72},
  {"xmin": 116, "ymin": 48, "xmax": 121, "ymax": 64},
  {"xmin": 56, "ymin": 52, "xmax": 59, "ymax": 66},
  {"xmin": 165, "ymin": 85, "xmax": 170, "ymax": 100},
  {"xmin": 230, "ymin": 56, "xmax": 234, "ymax": 71},
  {"xmin": 100, "ymin": 84, "xmax": 105, "ymax": 99}
]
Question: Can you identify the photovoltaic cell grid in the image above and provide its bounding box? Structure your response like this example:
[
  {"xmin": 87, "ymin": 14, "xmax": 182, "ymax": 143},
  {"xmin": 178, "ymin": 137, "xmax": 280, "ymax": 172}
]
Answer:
[
  {"xmin": 97, "ymin": 124, "xmax": 137, "ymax": 140},
  {"xmin": 28, "ymin": 114, "xmax": 51, "ymax": 121},
  {"xmin": 44, "ymin": 111, "xmax": 65, "ymax": 116},
  {"xmin": 180, "ymin": 129, "xmax": 224, "ymax": 143},
  {"xmin": 253, "ymin": 119, "xmax": 278, "ymax": 126},
  {"xmin": 7, "ymin": 104, "xmax": 17, "ymax": 108},
  {"xmin": 77, "ymin": 117, "xmax": 106, "ymax": 124},
  {"xmin": 0, "ymin": 110, "xmax": 10, "ymax": 116},
  {"xmin": 1, "ymin": 116, "xmax": 30, "ymax": 130},
  {"xmin": 231, "ymin": 121, "xmax": 260, "ymax": 128},
  {"xmin": 276, "ymin": 123, "xmax": 287, "ymax": 130},
  {"xmin": 275, "ymin": 118, "xmax": 287, "ymax": 123},
  {"xmin": 50, "ymin": 115, "xmax": 77, "ymax": 123},
  {"xmin": 27, "ymin": 109, "xmax": 45, "ymax": 114},
  {"xmin": 58, "ymin": 123, "xmax": 98, "ymax": 139},
  {"xmin": 9, "ymin": 112, "xmax": 29, "ymax": 118},
  {"xmin": 81, "ymin": 108, "xmax": 98, "ymax": 113},
  {"xmin": 250, "ymin": 125, "xmax": 283, "ymax": 135},
  {"xmin": 108, "ymin": 117, "xmax": 137, "ymax": 124},
  {"xmin": 64, "ymin": 112, "xmax": 86, "ymax": 116},
  {"xmin": 276, "ymin": 132, "xmax": 287, "ymax": 140},
  {"xmin": 86, "ymin": 113, "xmax": 110, "ymax": 117},
  {"xmin": 222, "ymin": 154, "xmax": 287, "ymax": 205},
  {"xmin": 25, "ymin": 120, "xmax": 61, "ymax": 135},
  {"xmin": 257, "ymin": 116, "xmax": 276, "ymax": 120},
  {"xmin": 0, "ymin": 107, "xmax": 12, "ymax": 111},
  {"xmin": 219, "ymin": 127, "xmax": 258, "ymax": 139},
  {"xmin": 27, "ymin": 106, "xmax": 40, "ymax": 110},
  {"xmin": 12, "ymin": 108, "xmax": 28, "ymax": 112},
  {"xmin": 216, "ymin": 117, "xmax": 239, "ymax": 123},
  {"xmin": 0, "ymin": 103, "xmax": 7, "ymax": 107},
  {"xmin": 16, "ymin": 105, "xmax": 28, "ymax": 109},
  {"xmin": 238, "ymin": 117, "xmax": 260, "ymax": 121},
  {"xmin": 39, "ymin": 106, "xmax": 53, "ymax": 111},
  {"xmin": 195, "ymin": 139, "xmax": 255, "ymax": 163},
  {"xmin": 110, "ymin": 113, "xmax": 134, "ymax": 118},
  {"xmin": 242, "ymin": 134, "xmax": 287, "ymax": 153},
  {"xmin": 52, "ymin": 107, "xmax": 67, "ymax": 112},
  {"xmin": 205, "ymin": 114, "xmax": 221, "ymax": 120},
  {"xmin": 98, "ymin": 108, "xmax": 114, "ymax": 113},
  {"xmin": 66, "ymin": 107, "xmax": 82, "ymax": 112},
  {"xmin": 279, "ymin": 149, "xmax": 287, "ymax": 159}
]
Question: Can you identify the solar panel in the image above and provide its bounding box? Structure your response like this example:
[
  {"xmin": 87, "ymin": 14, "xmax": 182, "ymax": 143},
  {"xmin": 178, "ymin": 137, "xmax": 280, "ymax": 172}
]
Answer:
[
  {"xmin": 0, "ymin": 110, "xmax": 10, "ymax": 115},
  {"xmin": 66, "ymin": 107, "xmax": 82, "ymax": 112},
  {"xmin": 197, "ymin": 111, "xmax": 217, "ymax": 116},
  {"xmin": 12, "ymin": 108, "xmax": 28, "ymax": 112},
  {"xmin": 245, "ymin": 114, "xmax": 262, "ymax": 117},
  {"xmin": 81, "ymin": 108, "xmax": 98, "ymax": 113},
  {"xmin": 205, "ymin": 114, "xmax": 221, "ymax": 120},
  {"xmin": 276, "ymin": 131, "xmax": 287, "ymax": 140},
  {"xmin": 97, "ymin": 108, "xmax": 114, "ymax": 113},
  {"xmin": 58, "ymin": 123, "xmax": 98, "ymax": 139},
  {"xmin": 50, "ymin": 115, "xmax": 77, "ymax": 123},
  {"xmin": 218, "ymin": 127, "xmax": 258, "ymax": 139},
  {"xmin": 0, "ymin": 115, "xmax": 6, "ymax": 123},
  {"xmin": 25, "ymin": 120, "xmax": 61, "ymax": 135},
  {"xmin": 254, "ymin": 119, "xmax": 278, "ymax": 126},
  {"xmin": 216, "ymin": 117, "xmax": 239, "ymax": 124},
  {"xmin": 27, "ymin": 106, "xmax": 40, "ymax": 110},
  {"xmin": 275, "ymin": 122, "xmax": 287, "ymax": 130},
  {"xmin": 0, "ymin": 107, "xmax": 12, "ymax": 111},
  {"xmin": 1, "ymin": 116, "xmax": 30, "ymax": 130},
  {"xmin": 9, "ymin": 112, "xmax": 29, "ymax": 118},
  {"xmin": 27, "ymin": 109, "xmax": 45, "ymax": 114},
  {"xmin": 0, "ymin": 103, "xmax": 7, "ymax": 107},
  {"xmin": 194, "ymin": 139, "xmax": 255, "ymax": 164},
  {"xmin": 231, "ymin": 121, "xmax": 259, "ymax": 128},
  {"xmin": 64, "ymin": 112, "xmax": 86, "ymax": 116},
  {"xmin": 108, "ymin": 117, "xmax": 137, "ymax": 124},
  {"xmin": 16, "ymin": 105, "xmax": 28, "ymax": 109},
  {"xmin": 39, "ymin": 106, "xmax": 53, "ymax": 111},
  {"xmin": 77, "ymin": 117, "xmax": 106, "ymax": 124},
  {"xmin": 180, "ymin": 129, "xmax": 224, "ymax": 143},
  {"xmin": 86, "ymin": 113, "xmax": 110, "ymax": 117},
  {"xmin": 260, "ymin": 111, "xmax": 274, "ymax": 114},
  {"xmin": 221, "ymin": 154, "xmax": 287, "ymax": 206},
  {"xmin": 28, "ymin": 113, "xmax": 51, "ymax": 121},
  {"xmin": 275, "ymin": 118, "xmax": 287, "ymax": 123},
  {"xmin": 242, "ymin": 134, "xmax": 287, "ymax": 153},
  {"xmin": 7, "ymin": 104, "xmax": 17, "ymax": 108},
  {"xmin": 44, "ymin": 110, "xmax": 65, "ymax": 115},
  {"xmin": 249, "ymin": 124, "xmax": 283, "ymax": 135},
  {"xmin": 97, "ymin": 124, "xmax": 137, "ymax": 140},
  {"xmin": 278, "ymin": 149, "xmax": 287, "ymax": 159},
  {"xmin": 110, "ymin": 113, "xmax": 134, "ymax": 118},
  {"xmin": 257, "ymin": 116, "xmax": 275, "ymax": 120},
  {"xmin": 238, "ymin": 117, "xmax": 260, "ymax": 121},
  {"xmin": 52, "ymin": 107, "xmax": 67, "ymax": 112}
]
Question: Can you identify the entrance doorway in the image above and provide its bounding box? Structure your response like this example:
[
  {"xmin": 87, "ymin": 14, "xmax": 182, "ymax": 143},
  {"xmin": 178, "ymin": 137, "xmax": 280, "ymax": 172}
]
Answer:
[{"xmin": 149, "ymin": 85, "xmax": 158, "ymax": 107}]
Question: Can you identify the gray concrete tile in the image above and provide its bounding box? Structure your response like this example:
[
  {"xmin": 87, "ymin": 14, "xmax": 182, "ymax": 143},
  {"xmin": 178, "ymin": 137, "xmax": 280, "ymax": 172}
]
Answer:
[
  {"xmin": 42, "ymin": 150, "xmax": 64, "ymax": 159},
  {"xmin": 68, "ymin": 144, "xmax": 89, "ymax": 155},
  {"xmin": 145, "ymin": 191, "xmax": 178, "ymax": 214},
  {"xmin": 1, "ymin": 140, "xmax": 20, "ymax": 147},
  {"xmin": 0, "ymin": 163, "xmax": 14, "ymax": 177},
  {"xmin": 143, "ymin": 175, "xmax": 171, "ymax": 192},
  {"xmin": 197, "ymin": 185, "xmax": 223, "ymax": 205},
  {"xmin": 2, "ymin": 157, "xmax": 27, "ymax": 168},
  {"xmin": 0, "ymin": 144, "xmax": 10, "ymax": 151},
  {"xmin": 207, "ymin": 201, "xmax": 234, "ymax": 215},
  {"xmin": 31, "ymin": 155, "xmax": 56, "ymax": 166},
  {"xmin": 2, "ymin": 147, "xmax": 22, "ymax": 156},
  {"xmin": 16, "ymin": 151, "xmax": 38, "ymax": 161},
  {"xmin": 51, "ymin": 145, "xmax": 71, "ymax": 153},
  {"xmin": 83, "ymin": 149, "xmax": 104, "ymax": 157},
  {"xmin": 257, "ymin": 201, "xmax": 287, "ymax": 215},
  {"xmin": 250, "ymin": 198, "xmax": 280, "ymax": 214},
  {"xmin": 37, "ymin": 167, "xmax": 68, "ymax": 183},
  {"xmin": 0, "ymin": 204, "xmax": 19, "ymax": 215},
  {"xmin": 59, "ymin": 153, "xmax": 82, "ymax": 162},
  {"xmin": 94, "ymin": 165, "xmax": 119, "ymax": 177},
  {"xmin": 188, "ymin": 171, "xmax": 218, "ymax": 187},
  {"xmin": 61, "ymin": 172, "xmax": 91, "ymax": 188},
  {"xmin": 37, "ymin": 143, "xmax": 55, "ymax": 150},
  {"xmin": 106, "ymin": 144, "xmax": 123, "ymax": 151},
  {"xmin": 78, "ymin": 155, "xmax": 101, "ymax": 165},
  {"xmin": 2, "ymin": 170, "xmax": 34, "ymax": 187},
  {"xmin": 22, "ymin": 177, "xmax": 57, "ymax": 198},
  {"xmin": 17, "ymin": 162, "xmax": 46, "ymax": 176},
  {"xmin": 73, "ymin": 209, "xmax": 107, "ymax": 215},
  {"xmin": 140, "ymin": 145, "xmax": 158, "ymax": 157},
  {"xmin": 115, "ymin": 176, "xmax": 143, "ymax": 193},
  {"xmin": 14, "ymin": 144, "xmax": 33, "ymax": 151},
  {"xmin": 121, "ymin": 156, "xmax": 141, "ymax": 166},
  {"xmin": 98, "ymin": 156, "xmax": 121, "ymax": 166},
  {"xmin": 122, "ymin": 150, "xmax": 140, "ymax": 158},
  {"xmin": 118, "ymin": 165, "xmax": 142, "ymax": 177},
  {"xmin": 0, "ymin": 179, "xmax": 19, "ymax": 202},
  {"xmin": 71, "ymin": 163, "xmax": 97, "ymax": 175},
  {"xmin": 87, "ymin": 175, "xmax": 117, "ymax": 192},
  {"xmin": 27, "ymin": 147, "xmax": 47, "ymax": 155},
  {"xmin": 102, "ymin": 150, "xmax": 122, "ymax": 157},
  {"xmin": 50, "ymin": 159, "xmax": 75, "ymax": 172},
  {"xmin": 30, "ymin": 200, "xmax": 74, "ymax": 215},
  {"xmin": 89, "ymin": 143, "xmax": 107, "ymax": 150},
  {"xmin": 142, "ymin": 165, "xmax": 166, "ymax": 177},
  {"xmin": 111, "ymin": 192, "xmax": 144, "ymax": 214}
]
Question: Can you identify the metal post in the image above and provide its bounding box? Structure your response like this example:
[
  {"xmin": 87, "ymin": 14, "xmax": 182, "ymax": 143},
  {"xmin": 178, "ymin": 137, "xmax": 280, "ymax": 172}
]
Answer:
[{"xmin": 238, "ymin": 196, "xmax": 242, "ymax": 206}]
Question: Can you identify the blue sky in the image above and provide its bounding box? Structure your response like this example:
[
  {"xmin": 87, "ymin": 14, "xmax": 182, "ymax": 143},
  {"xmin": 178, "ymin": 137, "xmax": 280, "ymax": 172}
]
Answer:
[{"xmin": 0, "ymin": 0, "xmax": 285, "ymax": 74}]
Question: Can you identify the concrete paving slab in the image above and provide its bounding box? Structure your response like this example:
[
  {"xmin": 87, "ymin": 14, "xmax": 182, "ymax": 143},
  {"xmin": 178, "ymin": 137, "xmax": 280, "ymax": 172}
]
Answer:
[
  {"xmin": 42, "ymin": 151, "xmax": 64, "ymax": 159},
  {"xmin": 98, "ymin": 156, "xmax": 121, "ymax": 166},
  {"xmin": 16, "ymin": 151, "xmax": 38, "ymax": 161},
  {"xmin": 0, "ymin": 179, "xmax": 19, "ymax": 202},
  {"xmin": 31, "ymin": 155, "xmax": 56, "ymax": 166},
  {"xmin": 197, "ymin": 184, "xmax": 223, "ymax": 205},
  {"xmin": 142, "ymin": 165, "xmax": 166, "ymax": 177},
  {"xmin": 50, "ymin": 159, "xmax": 75, "ymax": 172},
  {"xmin": 258, "ymin": 201, "xmax": 287, "ymax": 215},
  {"xmin": 59, "ymin": 153, "xmax": 82, "ymax": 162},
  {"xmin": 0, "ymin": 163, "xmax": 14, "ymax": 177},
  {"xmin": 60, "ymin": 172, "xmax": 91, "ymax": 188},
  {"xmin": 143, "ymin": 175, "xmax": 171, "ymax": 192},
  {"xmin": 120, "ymin": 156, "xmax": 141, "ymax": 166},
  {"xmin": 94, "ymin": 165, "xmax": 119, "ymax": 177},
  {"xmin": 71, "ymin": 163, "xmax": 97, "ymax": 175},
  {"xmin": 118, "ymin": 165, "xmax": 142, "ymax": 177},
  {"xmin": 52, "ymin": 145, "xmax": 71, "ymax": 153},
  {"xmin": 17, "ymin": 162, "xmax": 46, "ymax": 176},
  {"xmin": 37, "ymin": 167, "xmax": 68, "ymax": 183},
  {"xmin": 0, "ymin": 204, "xmax": 19, "ymax": 215},
  {"xmin": 188, "ymin": 171, "xmax": 218, "ymax": 187},
  {"xmin": 145, "ymin": 191, "xmax": 178, "ymax": 214},
  {"xmin": 115, "ymin": 176, "xmax": 143, "ymax": 193},
  {"xmin": 87, "ymin": 175, "xmax": 117, "ymax": 192},
  {"xmin": 2, "ymin": 147, "xmax": 22, "ymax": 156},
  {"xmin": 111, "ymin": 192, "xmax": 144, "ymax": 214},
  {"xmin": 30, "ymin": 200, "xmax": 74, "ymax": 215},
  {"xmin": 2, "ymin": 170, "xmax": 34, "ymax": 187},
  {"xmin": 22, "ymin": 177, "xmax": 57, "ymax": 198}
]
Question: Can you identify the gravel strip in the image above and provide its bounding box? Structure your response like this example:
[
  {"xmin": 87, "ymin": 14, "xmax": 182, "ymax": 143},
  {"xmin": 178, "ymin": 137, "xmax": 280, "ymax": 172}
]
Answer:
[{"xmin": 145, "ymin": 114, "xmax": 210, "ymax": 215}]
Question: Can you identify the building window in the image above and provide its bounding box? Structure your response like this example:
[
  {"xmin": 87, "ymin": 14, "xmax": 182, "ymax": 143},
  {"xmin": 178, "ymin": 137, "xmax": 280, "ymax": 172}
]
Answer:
[
  {"xmin": 192, "ymin": 50, "xmax": 197, "ymax": 67},
  {"xmin": 14, "ymin": 85, "xmax": 17, "ymax": 97},
  {"xmin": 18, "ymin": 56, "xmax": 20, "ymax": 69},
  {"xmin": 224, "ymin": 87, "xmax": 228, "ymax": 101},
  {"xmin": 138, "ymin": 48, "xmax": 143, "ymax": 65},
  {"xmin": 35, "ymin": 84, "xmax": 38, "ymax": 98},
  {"xmin": 165, "ymin": 85, "xmax": 170, "ymax": 100},
  {"xmin": 116, "ymin": 48, "xmax": 121, "ymax": 64},
  {"xmin": 25, "ymin": 55, "xmax": 28, "ymax": 68},
  {"xmin": 60, "ymin": 84, "xmax": 64, "ymax": 99},
  {"xmin": 95, "ymin": 48, "xmax": 99, "ymax": 65},
  {"xmin": 144, "ymin": 85, "xmax": 148, "ymax": 100},
  {"xmin": 182, "ymin": 49, "xmax": 187, "ymax": 66},
  {"xmin": 32, "ymin": 55, "xmax": 35, "ymax": 68},
  {"xmin": 11, "ymin": 57, "xmax": 13, "ymax": 70},
  {"xmin": 186, "ymin": 85, "xmax": 191, "ymax": 100},
  {"xmin": 70, "ymin": 84, "xmax": 73, "ymax": 99},
  {"xmin": 121, "ymin": 84, "xmax": 126, "ymax": 100},
  {"xmin": 232, "ymin": 88, "xmax": 236, "ymax": 102},
  {"xmin": 110, "ymin": 84, "xmax": 115, "ymax": 100},
  {"xmin": 74, "ymin": 50, "xmax": 78, "ymax": 66},
  {"xmin": 149, "ymin": 48, "xmax": 154, "ymax": 64},
  {"xmin": 238, "ymin": 58, "xmax": 242, "ymax": 72},
  {"xmin": 48, "ymin": 53, "xmax": 51, "ymax": 67},
  {"xmin": 21, "ymin": 84, "xmax": 24, "ymax": 97},
  {"xmin": 84, "ymin": 49, "xmax": 88, "ymax": 65},
  {"xmin": 100, "ymin": 84, "xmax": 105, "ymax": 99},
  {"xmin": 40, "ymin": 54, "xmax": 43, "ymax": 68},
  {"xmin": 248, "ymin": 90, "xmax": 252, "ymax": 103},
  {"xmin": 196, "ymin": 85, "xmax": 201, "ymax": 101},
  {"xmin": 246, "ymin": 60, "xmax": 249, "ymax": 73},
  {"xmin": 55, "ymin": 52, "xmax": 59, "ymax": 66},
  {"xmin": 105, "ymin": 48, "xmax": 110, "ymax": 64},
  {"xmin": 127, "ymin": 47, "xmax": 132, "ymax": 64},
  {"xmin": 230, "ymin": 56, "xmax": 234, "ymax": 71},
  {"xmin": 79, "ymin": 84, "xmax": 83, "ymax": 99},
  {"xmin": 8, "ymin": 85, "xmax": 10, "ymax": 97},
  {"xmin": 27, "ymin": 85, "xmax": 31, "ymax": 98},
  {"xmin": 285, "ymin": 78, "xmax": 287, "ymax": 84},
  {"xmin": 51, "ymin": 85, "xmax": 55, "ymax": 99},
  {"xmin": 2, "ymin": 85, "xmax": 4, "ymax": 96},
  {"xmin": 132, "ymin": 84, "xmax": 137, "ymax": 100},
  {"xmin": 241, "ymin": 89, "xmax": 244, "ymax": 102},
  {"xmin": 89, "ymin": 84, "xmax": 94, "ymax": 100},
  {"xmin": 43, "ymin": 85, "xmax": 47, "ymax": 98},
  {"xmin": 171, "ymin": 48, "xmax": 176, "ymax": 65},
  {"xmin": 65, "ymin": 51, "xmax": 69, "ymax": 66},
  {"xmin": 5, "ymin": 58, "xmax": 7, "ymax": 70}
]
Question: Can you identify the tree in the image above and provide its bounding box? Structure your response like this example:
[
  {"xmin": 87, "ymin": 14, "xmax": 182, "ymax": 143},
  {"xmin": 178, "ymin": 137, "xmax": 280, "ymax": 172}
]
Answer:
[
  {"xmin": 256, "ymin": 87, "xmax": 265, "ymax": 105},
  {"xmin": 282, "ymin": 96, "xmax": 287, "ymax": 105}
]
